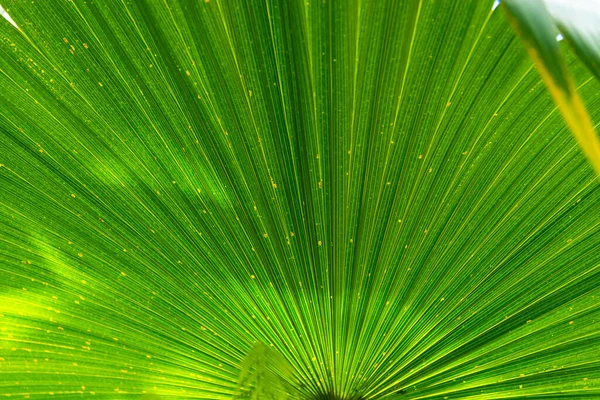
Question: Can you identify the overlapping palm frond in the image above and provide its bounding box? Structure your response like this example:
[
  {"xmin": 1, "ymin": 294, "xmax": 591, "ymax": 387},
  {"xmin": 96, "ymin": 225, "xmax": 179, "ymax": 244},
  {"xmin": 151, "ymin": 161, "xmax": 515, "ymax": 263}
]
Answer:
[{"xmin": 0, "ymin": 0, "xmax": 599, "ymax": 399}]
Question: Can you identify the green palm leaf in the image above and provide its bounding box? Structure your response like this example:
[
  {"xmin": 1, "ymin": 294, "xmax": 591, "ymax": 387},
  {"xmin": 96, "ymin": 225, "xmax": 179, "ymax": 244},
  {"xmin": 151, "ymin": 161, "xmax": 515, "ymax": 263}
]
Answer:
[
  {"xmin": 502, "ymin": 0, "xmax": 600, "ymax": 174},
  {"xmin": 0, "ymin": 0, "xmax": 599, "ymax": 399}
]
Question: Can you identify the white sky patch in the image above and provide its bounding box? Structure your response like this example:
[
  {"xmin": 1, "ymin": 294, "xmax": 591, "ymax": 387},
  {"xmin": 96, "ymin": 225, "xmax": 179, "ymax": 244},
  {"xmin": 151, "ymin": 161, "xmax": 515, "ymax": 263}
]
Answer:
[
  {"xmin": 0, "ymin": 4, "xmax": 19, "ymax": 29},
  {"xmin": 492, "ymin": 0, "xmax": 501, "ymax": 11},
  {"xmin": 556, "ymin": 33, "xmax": 564, "ymax": 41},
  {"xmin": 545, "ymin": 0, "xmax": 600, "ymax": 46}
]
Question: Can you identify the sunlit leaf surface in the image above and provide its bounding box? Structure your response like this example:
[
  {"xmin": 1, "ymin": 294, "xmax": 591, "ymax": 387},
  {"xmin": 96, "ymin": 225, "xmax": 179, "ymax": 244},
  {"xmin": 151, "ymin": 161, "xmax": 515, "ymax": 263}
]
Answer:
[{"xmin": 0, "ymin": 1, "xmax": 599, "ymax": 399}]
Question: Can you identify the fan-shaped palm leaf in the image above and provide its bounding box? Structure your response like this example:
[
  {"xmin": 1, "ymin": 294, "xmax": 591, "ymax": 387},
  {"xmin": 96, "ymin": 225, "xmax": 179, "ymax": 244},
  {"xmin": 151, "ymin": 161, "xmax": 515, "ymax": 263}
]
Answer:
[{"xmin": 1, "ymin": 0, "xmax": 599, "ymax": 399}]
